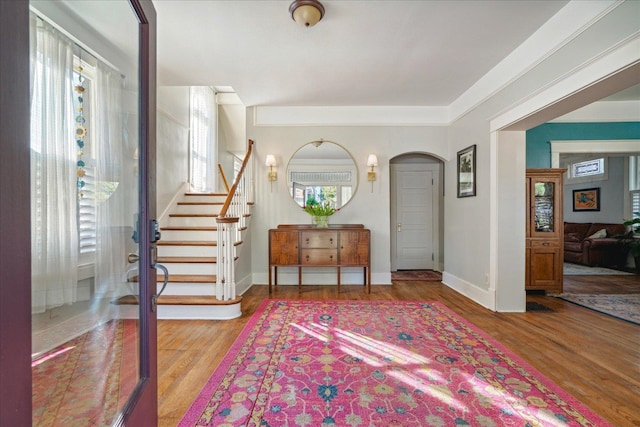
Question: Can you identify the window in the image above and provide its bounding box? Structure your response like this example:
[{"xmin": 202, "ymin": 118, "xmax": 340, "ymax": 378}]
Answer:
[
  {"xmin": 189, "ymin": 86, "xmax": 216, "ymax": 192},
  {"xmin": 632, "ymin": 190, "xmax": 640, "ymax": 219},
  {"xmin": 562, "ymin": 155, "xmax": 607, "ymax": 184},
  {"xmin": 629, "ymin": 156, "xmax": 640, "ymax": 219}
]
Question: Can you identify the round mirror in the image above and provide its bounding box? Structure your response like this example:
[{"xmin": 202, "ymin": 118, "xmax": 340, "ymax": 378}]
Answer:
[{"xmin": 287, "ymin": 140, "xmax": 358, "ymax": 209}]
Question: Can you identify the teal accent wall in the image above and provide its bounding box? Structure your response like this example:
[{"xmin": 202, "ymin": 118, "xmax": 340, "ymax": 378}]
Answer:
[{"xmin": 526, "ymin": 122, "xmax": 640, "ymax": 168}]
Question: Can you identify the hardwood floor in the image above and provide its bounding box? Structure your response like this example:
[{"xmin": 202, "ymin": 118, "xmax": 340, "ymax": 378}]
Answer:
[{"xmin": 158, "ymin": 276, "xmax": 640, "ymax": 426}]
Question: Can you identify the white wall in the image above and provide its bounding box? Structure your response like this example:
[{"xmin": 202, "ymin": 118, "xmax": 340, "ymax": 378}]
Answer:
[
  {"xmin": 246, "ymin": 124, "xmax": 448, "ymax": 286},
  {"xmin": 157, "ymin": 87, "xmax": 190, "ymax": 215}
]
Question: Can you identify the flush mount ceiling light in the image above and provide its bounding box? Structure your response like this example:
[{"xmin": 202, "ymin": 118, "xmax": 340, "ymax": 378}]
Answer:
[{"xmin": 289, "ymin": 0, "xmax": 325, "ymax": 28}]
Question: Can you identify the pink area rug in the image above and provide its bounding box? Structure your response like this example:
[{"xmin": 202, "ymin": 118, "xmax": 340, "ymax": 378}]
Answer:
[
  {"xmin": 391, "ymin": 270, "xmax": 442, "ymax": 282},
  {"xmin": 180, "ymin": 300, "xmax": 609, "ymax": 426},
  {"xmin": 32, "ymin": 319, "xmax": 138, "ymax": 426}
]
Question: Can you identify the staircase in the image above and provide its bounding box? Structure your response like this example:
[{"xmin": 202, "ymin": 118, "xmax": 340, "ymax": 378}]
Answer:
[
  {"xmin": 118, "ymin": 140, "xmax": 255, "ymax": 320},
  {"xmin": 157, "ymin": 192, "xmax": 243, "ymax": 319}
]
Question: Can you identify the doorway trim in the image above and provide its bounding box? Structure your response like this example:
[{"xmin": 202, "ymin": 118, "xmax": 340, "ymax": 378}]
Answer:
[{"xmin": 550, "ymin": 140, "xmax": 640, "ymax": 167}]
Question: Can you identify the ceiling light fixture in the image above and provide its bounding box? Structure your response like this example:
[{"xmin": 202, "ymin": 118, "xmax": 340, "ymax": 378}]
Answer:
[{"xmin": 289, "ymin": 0, "xmax": 325, "ymax": 28}]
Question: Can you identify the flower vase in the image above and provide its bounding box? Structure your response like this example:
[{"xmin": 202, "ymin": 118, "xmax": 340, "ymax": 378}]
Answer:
[{"xmin": 313, "ymin": 215, "xmax": 329, "ymax": 228}]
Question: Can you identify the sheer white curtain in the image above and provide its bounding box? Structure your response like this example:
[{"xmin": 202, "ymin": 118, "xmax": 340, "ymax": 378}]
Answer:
[
  {"xmin": 94, "ymin": 62, "xmax": 129, "ymax": 298},
  {"xmin": 93, "ymin": 61, "xmax": 129, "ymax": 297},
  {"xmin": 189, "ymin": 86, "xmax": 216, "ymax": 192},
  {"xmin": 30, "ymin": 14, "xmax": 78, "ymax": 313}
]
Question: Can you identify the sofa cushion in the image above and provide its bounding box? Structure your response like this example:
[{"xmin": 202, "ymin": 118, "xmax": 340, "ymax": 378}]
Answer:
[
  {"xmin": 587, "ymin": 228, "xmax": 607, "ymax": 239},
  {"xmin": 565, "ymin": 232, "xmax": 583, "ymax": 243},
  {"xmin": 564, "ymin": 222, "xmax": 592, "ymax": 241},
  {"xmin": 586, "ymin": 223, "xmax": 627, "ymax": 239},
  {"xmin": 564, "ymin": 241, "xmax": 584, "ymax": 252}
]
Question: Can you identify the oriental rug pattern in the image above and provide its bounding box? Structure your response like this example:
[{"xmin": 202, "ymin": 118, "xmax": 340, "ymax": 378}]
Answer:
[
  {"xmin": 32, "ymin": 319, "xmax": 138, "ymax": 427},
  {"xmin": 180, "ymin": 300, "xmax": 609, "ymax": 427},
  {"xmin": 557, "ymin": 293, "xmax": 640, "ymax": 325}
]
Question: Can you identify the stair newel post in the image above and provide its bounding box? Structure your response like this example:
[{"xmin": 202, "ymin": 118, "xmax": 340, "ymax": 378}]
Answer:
[
  {"xmin": 216, "ymin": 216, "xmax": 239, "ymax": 300},
  {"xmin": 215, "ymin": 222, "xmax": 224, "ymax": 300},
  {"xmin": 227, "ymin": 221, "xmax": 237, "ymax": 300}
]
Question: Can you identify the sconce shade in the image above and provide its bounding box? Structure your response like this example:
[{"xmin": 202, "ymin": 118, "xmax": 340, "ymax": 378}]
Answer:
[
  {"xmin": 289, "ymin": 0, "xmax": 325, "ymax": 28},
  {"xmin": 266, "ymin": 154, "xmax": 278, "ymax": 182},
  {"xmin": 367, "ymin": 154, "xmax": 378, "ymax": 167}
]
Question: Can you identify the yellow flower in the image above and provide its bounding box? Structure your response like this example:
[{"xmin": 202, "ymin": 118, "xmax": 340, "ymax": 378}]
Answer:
[{"xmin": 373, "ymin": 384, "xmax": 394, "ymax": 395}]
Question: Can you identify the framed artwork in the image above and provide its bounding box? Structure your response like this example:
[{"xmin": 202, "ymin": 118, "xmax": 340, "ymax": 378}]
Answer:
[
  {"xmin": 572, "ymin": 187, "xmax": 600, "ymax": 212},
  {"xmin": 457, "ymin": 144, "xmax": 476, "ymax": 198}
]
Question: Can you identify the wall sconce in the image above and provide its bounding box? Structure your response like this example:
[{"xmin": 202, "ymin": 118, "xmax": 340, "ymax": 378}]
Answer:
[
  {"xmin": 367, "ymin": 154, "xmax": 378, "ymax": 192},
  {"xmin": 265, "ymin": 154, "xmax": 277, "ymax": 182},
  {"xmin": 367, "ymin": 154, "xmax": 378, "ymax": 181}
]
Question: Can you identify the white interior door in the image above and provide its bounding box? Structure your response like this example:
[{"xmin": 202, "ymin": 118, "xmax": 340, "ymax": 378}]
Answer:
[{"xmin": 395, "ymin": 170, "xmax": 434, "ymax": 270}]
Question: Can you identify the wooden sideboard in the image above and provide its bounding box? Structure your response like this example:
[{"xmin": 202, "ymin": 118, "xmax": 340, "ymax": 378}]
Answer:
[{"xmin": 268, "ymin": 224, "xmax": 371, "ymax": 293}]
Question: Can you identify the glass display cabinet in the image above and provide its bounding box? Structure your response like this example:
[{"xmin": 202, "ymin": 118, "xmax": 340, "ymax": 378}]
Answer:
[{"xmin": 526, "ymin": 169, "xmax": 566, "ymax": 292}]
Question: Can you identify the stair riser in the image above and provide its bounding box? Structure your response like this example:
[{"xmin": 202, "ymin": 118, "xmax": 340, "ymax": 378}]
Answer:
[
  {"xmin": 163, "ymin": 263, "xmax": 216, "ymax": 275},
  {"xmin": 160, "ymin": 229, "xmax": 217, "ymax": 241},
  {"xmin": 161, "ymin": 282, "xmax": 216, "ymax": 296},
  {"xmin": 175, "ymin": 205, "xmax": 222, "ymax": 215},
  {"xmin": 157, "ymin": 245, "xmax": 216, "ymax": 257},
  {"xmin": 184, "ymin": 195, "xmax": 227, "ymax": 203},
  {"xmin": 168, "ymin": 216, "xmax": 218, "ymax": 227}
]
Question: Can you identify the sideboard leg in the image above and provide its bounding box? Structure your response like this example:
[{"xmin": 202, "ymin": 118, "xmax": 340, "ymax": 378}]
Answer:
[{"xmin": 298, "ymin": 266, "xmax": 302, "ymax": 290}]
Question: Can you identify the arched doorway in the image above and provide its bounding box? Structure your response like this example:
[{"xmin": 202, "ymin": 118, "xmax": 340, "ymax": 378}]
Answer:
[{"xmin": 390, "ymin": 153, "xmax": 444, "ymax": 272}]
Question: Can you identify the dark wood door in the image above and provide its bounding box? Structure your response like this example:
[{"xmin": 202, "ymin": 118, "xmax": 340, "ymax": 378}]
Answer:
[
  {"xmin": 0, "ymin": 1, "xmax": 32, "ymax": 424},
  {"xmin": 115, "ymin": 1, "xmax": 158, "ymax": 425}
]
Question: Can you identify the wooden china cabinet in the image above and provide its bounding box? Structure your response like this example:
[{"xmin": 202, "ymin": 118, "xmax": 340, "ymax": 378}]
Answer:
[
  {"xmin": 525, "ymin": 169, "xmax": 566, "ymax": 293},
  {"xmin": 269, "ymin": 224, "xmax": 371, "ymax": 293}
]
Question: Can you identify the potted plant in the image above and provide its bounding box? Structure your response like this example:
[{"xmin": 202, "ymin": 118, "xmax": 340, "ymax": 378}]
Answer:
[
  {"xmin": 302, "ymin": 201, "xmax": 337, "ymax": 228},
  {"xmin": 615, "ymin": 215, "xmax": 640, "ymax": 272}
]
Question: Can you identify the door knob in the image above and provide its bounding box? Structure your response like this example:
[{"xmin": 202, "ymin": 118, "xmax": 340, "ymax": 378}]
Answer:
[
  {"xmin": 397, "ymin": 223, "xmax": 402, "ymax": 232},
  {"xmin": 127, "ymin": 253, "xmax": 139, "ymax": 263}
]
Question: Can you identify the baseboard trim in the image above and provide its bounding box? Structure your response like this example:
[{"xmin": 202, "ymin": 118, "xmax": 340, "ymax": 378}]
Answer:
[{"xmin": 441, "ymin": 271, "xmax": 496, "ymax": 311}]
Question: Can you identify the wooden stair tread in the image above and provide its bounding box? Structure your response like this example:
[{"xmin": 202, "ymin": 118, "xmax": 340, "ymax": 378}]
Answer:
[
  {"xmin": 184, "ymin": 192, "xmax": 227, "ymax": 197},
  {"xmin": 156, "ymin": 240, "xmax": 217, "ymax": 246},
  {"xmin": 115, "ymin": 295, "xmax": 242, "ymax": 306},
  {"xmin": 169, "ymin": 213, "xmax": 218, "ymax": 218},
  {"xmin": 157, "ymin": 256, "xmax": 216, "ymax": 263},
  {"xmin": 161, "ymin": 226, "xmax": 217, "ymax": 231},
  {"xmin": 177, "ymin": 202, "xmax": 224, "ymax": 205},
  {"xmin": 167, "ymin": 274, "xmax": 216, "ymax": 282},
  {"xmin": 129, "ymin": 274, "xmax": 216, "ymax": 283}
]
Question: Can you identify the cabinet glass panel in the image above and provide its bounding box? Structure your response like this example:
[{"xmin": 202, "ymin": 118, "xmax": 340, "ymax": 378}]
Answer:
[{"xmin": 534, "ymin": 181, "xmax": 554, "ymax": 232}]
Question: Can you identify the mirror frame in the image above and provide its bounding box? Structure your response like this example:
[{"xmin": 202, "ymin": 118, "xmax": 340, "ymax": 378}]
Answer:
[{"xmin": 286, "ymin": 140, "xmax": 359, "ymax": 210}]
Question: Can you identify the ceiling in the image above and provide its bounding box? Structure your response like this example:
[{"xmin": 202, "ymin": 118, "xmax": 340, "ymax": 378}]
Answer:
[
  {"xmin": 58, "ymin": 0, "xmax": 638, "ymax": 110},
  {"xmin": 152, "ymin": 0, "xmax": 570, "ymax": 107}
]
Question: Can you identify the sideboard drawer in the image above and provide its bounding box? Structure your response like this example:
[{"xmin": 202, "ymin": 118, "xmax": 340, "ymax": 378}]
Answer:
[
  {"xmin": 301, "ymin": 231, "xmax": 337, "ymax": 248},
  {"xmin": 301, "ymin": 249, "xmax": 337, "ymax": 265}
]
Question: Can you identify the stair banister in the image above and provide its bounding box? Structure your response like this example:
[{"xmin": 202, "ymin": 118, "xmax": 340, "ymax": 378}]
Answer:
[{"xmin": 215, "ymin": 140, "xmax": 254, "ymax": 300}]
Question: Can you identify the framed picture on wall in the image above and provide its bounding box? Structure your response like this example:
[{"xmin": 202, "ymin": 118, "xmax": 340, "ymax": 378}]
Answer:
[
  {"xmin": 573, "ymin": 187, "xmax": 600, "ymax": 211},
  {"xmin": 457, "ymin": 144, "xmax": 476, "ymax": 198}
]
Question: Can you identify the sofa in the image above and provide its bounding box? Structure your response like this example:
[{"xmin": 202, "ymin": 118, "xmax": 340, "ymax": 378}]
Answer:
[{"xmin": 564, "ymin": 222, "xmax": 628, "ymax": 267}]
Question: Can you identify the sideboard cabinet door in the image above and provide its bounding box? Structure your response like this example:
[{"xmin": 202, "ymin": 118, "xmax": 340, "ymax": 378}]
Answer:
[
  {"xmin": 269, "ymin": 230, "xmax": 298, "ymax": 265},
  {"xmin": 339, "ymin": 230, "xmax": 370, "ymax": 265}
]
